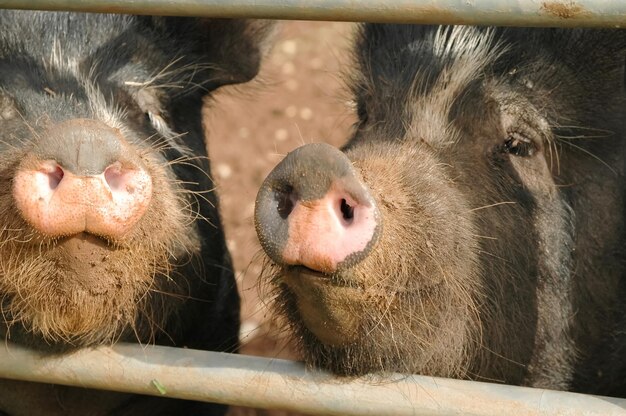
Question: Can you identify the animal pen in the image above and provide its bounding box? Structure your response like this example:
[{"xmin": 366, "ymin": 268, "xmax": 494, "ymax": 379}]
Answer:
[{"xmin": 0, "ymin": 1, "xmax": 625, "ymax": 415}]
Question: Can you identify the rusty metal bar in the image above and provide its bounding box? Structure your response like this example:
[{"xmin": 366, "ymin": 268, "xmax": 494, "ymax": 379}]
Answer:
[
  {"xmin": 0, "ymin": 0, "xmax": 625, "ymax": 27},
  {"xmin": 0, "ymin": 342, "xmax": 624, "ymax": 415}
]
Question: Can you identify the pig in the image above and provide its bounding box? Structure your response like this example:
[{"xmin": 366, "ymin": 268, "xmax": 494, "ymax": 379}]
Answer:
[
  {"xmin": 0, "ymin": 10, "xmax": 274, "ymax": 415},
  {"xmin": 255, "ymin": 24, "xmax": 626, "ymax": 396}
]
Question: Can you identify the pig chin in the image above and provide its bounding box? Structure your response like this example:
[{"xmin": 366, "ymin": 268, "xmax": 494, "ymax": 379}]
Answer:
[
  {"xmin": 0, "ymin": 203, "xmax": 199, "ymax": 348},
  {"xmin": 0, "ymin": 231, "xmax": 178, "ymax": 346},
  {"xmin": 52, "ymin": 233, "xmax": 145, "ymax": 292},
  {"xmin": 278, "ymin": 255, "xmax": 478, "ymax": 377},
  {"xmin": 282, "ymin": 266, "xmax": 366, "ymax": 346}
]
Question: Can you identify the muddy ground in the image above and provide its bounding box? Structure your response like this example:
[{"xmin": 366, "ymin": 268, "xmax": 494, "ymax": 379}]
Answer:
[{"xmin": 205, "ymin": 21, "xmax": 357, "ymax": 415}]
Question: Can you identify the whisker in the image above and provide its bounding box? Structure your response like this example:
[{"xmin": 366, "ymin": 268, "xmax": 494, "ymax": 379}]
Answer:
[
  {"xmin": 559, "ymin": 140, "xmax": 617, "ymax": 175},
  {"xmin": 468, "ymin": 201, "xmax": 516, "ymax": 212}
]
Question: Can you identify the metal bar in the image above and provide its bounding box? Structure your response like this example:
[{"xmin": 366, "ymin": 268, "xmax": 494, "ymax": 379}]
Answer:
[
  {"xmin": 0, "ymin": 0, "xmax": 625, "ymax": 27},
  {"xmin": 0, "ymin": 343, "xmax": 624, "ymax": 416}
]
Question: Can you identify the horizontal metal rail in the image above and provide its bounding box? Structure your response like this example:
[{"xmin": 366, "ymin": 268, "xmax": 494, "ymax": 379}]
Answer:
[
  {"xmin": 0, "ymin": 0, "xmax": 625, "ymax": 27},
  {"xmin": 0, "ymin": 343, "xmax": 624, "ymax": 415}
]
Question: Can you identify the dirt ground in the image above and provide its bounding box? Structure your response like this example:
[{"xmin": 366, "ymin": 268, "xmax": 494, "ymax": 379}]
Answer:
[{"xmin": 204, "ymin": 21, "xmax": 357, "ymax": 415}]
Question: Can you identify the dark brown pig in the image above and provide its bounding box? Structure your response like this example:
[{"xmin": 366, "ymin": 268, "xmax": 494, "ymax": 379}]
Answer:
[
  {"xmin": 255, "ymin": 25, "xmax": 626, "ymax": 395},
  {"xmin": 0, "ymin": 11, "xmax": 274, "ymax": 415}
]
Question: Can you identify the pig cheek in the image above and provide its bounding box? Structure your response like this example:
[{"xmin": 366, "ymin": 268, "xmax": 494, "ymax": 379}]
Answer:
[{"xmin": 284, "ymin": 269, "xmax": 366, "ymax": 346}]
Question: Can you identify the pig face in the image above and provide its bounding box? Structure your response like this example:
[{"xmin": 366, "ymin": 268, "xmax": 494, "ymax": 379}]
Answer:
[
  {"xmin": 0, "ymin": 12, "xmax": 274, "ymax": 351},
  {"xmin": 256, "ymin": 25, "xmax": 625, "ymax": 390}
]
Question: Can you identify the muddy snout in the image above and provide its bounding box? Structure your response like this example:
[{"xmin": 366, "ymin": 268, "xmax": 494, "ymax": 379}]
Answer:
[
  {"xmin": 255, "ymin": 143, "xmax": 381, "ymax": 274},
  {"xmin": 12, "ymin": 119, "xmax": 152, "ymax": 239}
]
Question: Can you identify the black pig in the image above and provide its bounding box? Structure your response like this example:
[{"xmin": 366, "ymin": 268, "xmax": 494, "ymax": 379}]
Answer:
[
  {"xmin": 0, "ymin": 10, "xmax": 273, "ymax": 415},
  {"xmin": 255, "ymin": 24, "xmax": 626, "ymax": 395}
]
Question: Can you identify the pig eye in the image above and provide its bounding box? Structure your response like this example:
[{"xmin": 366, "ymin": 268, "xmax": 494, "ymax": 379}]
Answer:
[{"xmin": 503, "ymin": 132, "xmax": 535, "ymax": 157}]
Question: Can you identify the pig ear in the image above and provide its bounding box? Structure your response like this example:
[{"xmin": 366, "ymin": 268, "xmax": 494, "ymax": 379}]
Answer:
[{"xmin": 149, "ymin": 18, "xmax": 278, "ymax": 91}]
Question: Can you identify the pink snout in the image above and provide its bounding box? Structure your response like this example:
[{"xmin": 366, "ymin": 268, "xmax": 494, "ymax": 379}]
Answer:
[
  {"xmin": 281, "ymin": 183, "xmax": 378, "ymax": 273},
  {"xmin": 255, "ymin": 143, "xmax": 381, "ymax": 274},
  {"xmin": 13, "ymin": 158, "xmax": 152, "ymax": 239},
  {"xmin": 12, "ymin": 119, "xmax": 153, "ymax": 239}
]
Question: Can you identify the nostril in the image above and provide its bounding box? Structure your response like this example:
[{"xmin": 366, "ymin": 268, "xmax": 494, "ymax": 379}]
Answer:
[
  {"xmin": 277, "ymin": 185, "xmax": 296, "ymax": 220},
  {"xmin": 104, "ymin": 162, "xmax": 124, "ymax": 191},
  {"xmin": 340, "ymin": 198, "xmax": 354, "ymax": 225},
  {"xmin": 45, "ymin": 164, "xmax": 64, "ymax": 190}
]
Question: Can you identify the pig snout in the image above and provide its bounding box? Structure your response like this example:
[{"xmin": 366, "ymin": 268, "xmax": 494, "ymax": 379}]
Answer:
[
  {"xmin": 12, "ymin": 119, "xmax": 152, "ymax": 239},
  {"xmin": 255, "ymin": 143, "xmax": 381, "ymax": 274}
]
